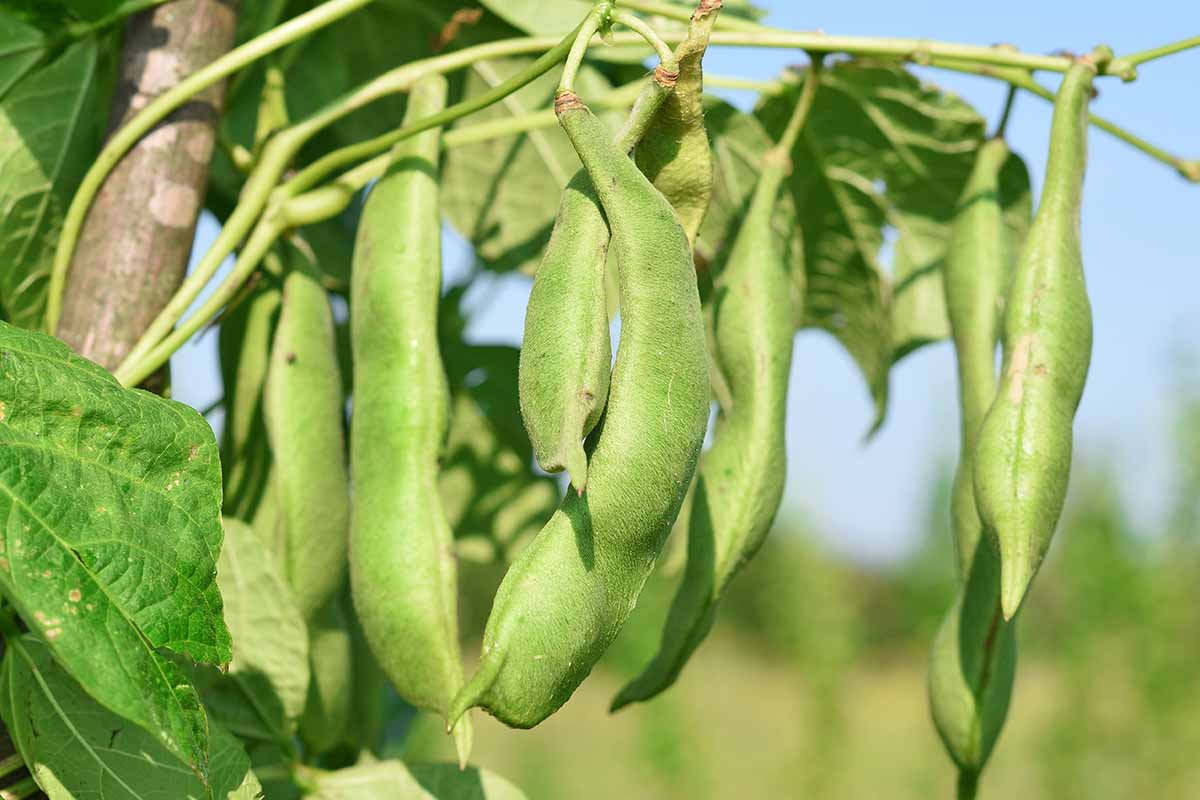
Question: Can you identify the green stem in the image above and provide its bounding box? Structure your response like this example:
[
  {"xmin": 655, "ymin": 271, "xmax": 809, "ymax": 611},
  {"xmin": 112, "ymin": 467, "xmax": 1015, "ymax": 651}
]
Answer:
[
  {"xmin": 0, "ymin": 777, "xmax": 38, "ymax": 800},
  {"xmin": 0, "ymin": 755, "xmax": 24, "ymax": 783},
  {"xmin": 288, "ymin": 26, "xmax": 582, "ymax": 196},
  {"xmin": 445, "ymin": 78, "xmax": 647, "ymax": 148},
  {"xmin": 114, "ymin": 30, "xmax": 581, "ymax": 379},
  {"xmin": 116, "ymin": 218, "xmax": 283, "ymax": 387},
  {"xmin": 611, "ymin": 9, "xmax": 678, "ymax": 72},
  {"xmin": 620, "ymin": 0, "xmax": 762, "ymax": 33},
  {"xmin": 705, "ymin": 74, "xmax": 785, "ymax": 94},
  {"xmin": 957, "ymin": 770, "xmax": 979, "ymax": 800},
  {"xmin": 702, "ymin": 30, "xmax": 1110, "ymax": 77},
  {"xmin": 45, "ymin": 0, "xmax": 379, "ymax": 333},
  {"xmin": 775, "ymin": 58, "xmax": 822, "ymax": 156},
  {"xmin": 119, "ymin": 72, "xmax": 663, "ymax": 382},
  {"xmin": 1109, "ymin": 34, "xmax": 1200, "ymax": 78},
  {"xmin": 993, "ymin": 85, "xmax": 1018, "ymax": 139},
  {"xmin": 947, "ymin": 61, "xmax": 1198, "ymax": 181},
  {"xmin": 558, "ymin": 5, "xmax": 609, "ymax": 94}
]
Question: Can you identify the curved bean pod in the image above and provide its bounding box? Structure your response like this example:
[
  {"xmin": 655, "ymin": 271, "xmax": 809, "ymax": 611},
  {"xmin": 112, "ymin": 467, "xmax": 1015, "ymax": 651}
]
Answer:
[
  {"xmin": 519, "ymin": 73, "xmax": 675, "ymax": 493},
  {"xmin": 944, "ymin": 137, "xmax": 1013, "ymax": 579},
  {"xmin": 611, "ymin": 125, "xmax": 797, "ymax": 711},
  {"xmin": 974, "ymin": 58, "xmax": 1097, "ymax": 619},
  {"xmin": 347, "ymin": 73, "xmax": 472, "ymax": 760},
  {"xmin": 450, "ymin": 92, "xmax": 709, "ymax": 729},
  {"xmin": 263, "ymin": 247, "xmax": 350, "ymax": 624}
]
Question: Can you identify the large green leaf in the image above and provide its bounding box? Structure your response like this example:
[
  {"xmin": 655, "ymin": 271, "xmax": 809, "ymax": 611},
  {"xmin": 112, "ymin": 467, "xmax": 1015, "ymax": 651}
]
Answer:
[
  {"xmin": 0, "ymin": 41, "xmax": 105, "ymax": 330},
  {"xmin": 441, "ymin": 60, "xmax": 619, "ymax": 274},
  {"xmin": 0, "ymin": 10, "xmax": 45, "ymax": 103},
  {"xmin": 0, "ymin": 322, "xmax": 231, "ymax": 780},
  {"xmin": 217, "ymin": 517, "xmax": 310, "ymax": 732},
  {"xmin": 299, "ymin": 761, "xmax": 526, "ymax": 800},
  {"xmin": 0, "ymin": 635, "xmax": 260, "ymax": 800},
  {"xmin": 754, "ymin": 62, "xmax": 993, "ymax": 430}
]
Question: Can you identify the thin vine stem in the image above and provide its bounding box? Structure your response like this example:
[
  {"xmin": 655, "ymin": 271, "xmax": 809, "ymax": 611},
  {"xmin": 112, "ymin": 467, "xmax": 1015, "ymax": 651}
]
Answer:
[
  {"xmin": 775, "ymin": 57, "xmax": 822, "ymax": 155},
  {"xmin": 0, "ymin": 777, "xmax": 38, "ymax": 800},
  {"xmin": 284, "ymin": 26, "xmax": 582, "ymax": 197},
  {"xmin": 993, "ymin": 85, "xmax": 1018, "ymax": 140},
  {"xmin": 0, "ymin": 755, "xmax": 24, "ymax": 783},
  {"xmin": 116, "ymin": 218, "xmax": 283, "ymax": 386},
  {"xmin": 705, "ymin": 74, "xmax": 785, "ymax": 94},
  {"xmin": 947, "ymin": 61, "xmax": 1198, "ymax": 181},
  {"xmin": 611, "ymin": 9, "xmax": 679, "ymax": 72},
  {"xmin": 621, "ymin": 1, "xmax": 1129, "ymax": 78},
  {"xmin": 45, "ymin": 0, "xmax": 379, "ymax": 333},
  {"xmin": 114, "ymin": 30, "xmax": 579, "ymax": 380},
  {"xmin": 559, "ymin": 5, "xmax": 610, "ymax": 94},
  {"xmin": 1108, "ymin": 34, "xmax": 1200, "ymax": 78},
  {"xmin": 957, "ymin": 770, "xmax": 979, "ymax": 800},
  {"xmin": 444, "ymin": 78, "xmax": 648, "ymax": 148}
]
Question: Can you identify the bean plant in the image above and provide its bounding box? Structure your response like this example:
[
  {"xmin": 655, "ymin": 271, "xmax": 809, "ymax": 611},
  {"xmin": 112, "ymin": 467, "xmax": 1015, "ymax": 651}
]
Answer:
[{"xmin": 0, "ymin": 1, "xmax": 1195, "ymax": 798}]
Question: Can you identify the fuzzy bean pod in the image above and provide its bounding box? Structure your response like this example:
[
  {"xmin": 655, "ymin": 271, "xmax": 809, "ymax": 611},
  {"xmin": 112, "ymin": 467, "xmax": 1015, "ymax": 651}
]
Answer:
[
  {"xmin": 974, "ymin": 59, "xmax": 1097, "ymax": 620},
  {"xmin": 928, "ymin": 541, "xmax": 1017, "ymax": 779},
  {"xmin": 634, "ymin": 0, "xmax": 721, "ymax": 244},
  {"xmin": 611, "ymin": 126, "xmax": 797, "ymax": 710},
  {"xmin": 347, "ymin": 73, "xmax": 472, "ymax": 760},
  {"xmin": 944, "ymin": 137, "xmax": 1013, "ymax": 579},
  {"xmin": 929, "ymin": 136, "xmax": 1023, "ymax": 786},
  {"xmin": 449, "ymin": 92, "xmax": 709, "ymax": 729},
  {"xmin": 219, "ymin": 273, "xmax": 281, "ymax": 524},
  {"xmin": 519, "ymin": 73, "xmax": 675, "ymax": 493},
  {"xmin": 263, "ymin": 248, "xmax": 350, "ymax": 624}
]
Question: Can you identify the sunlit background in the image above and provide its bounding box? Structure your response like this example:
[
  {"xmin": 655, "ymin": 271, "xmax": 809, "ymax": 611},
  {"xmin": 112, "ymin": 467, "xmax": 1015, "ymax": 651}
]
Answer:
[{"xmin": 174, "ymin": 1, "xmax": 1199, "ymax": 796}]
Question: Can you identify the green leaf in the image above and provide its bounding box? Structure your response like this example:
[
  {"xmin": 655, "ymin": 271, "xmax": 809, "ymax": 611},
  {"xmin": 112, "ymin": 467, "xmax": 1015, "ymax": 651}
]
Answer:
[
  {"xmin": 438, "ymin": 326, "xmax": 558, "ymax": 563},
  {"xmin": 0, "ymin": 322, "xmax": 231, "ymax": 780},
  {"xmin": 409, "ymin": 763, "xmax": 528, "ymax": 800},
  {"xmin": 441, "ymin": 60, "xmax": 619, "ymax": 274},
  {"xmin": 299, "ymin": 761, "xmax": 526, "ymax": 800},
  {"xmin": 0, "ymin": 41, "xmax": 106, "ymax": 330},
  {"xmin": 754, "ymin": 61, "xmax": 990, "ymax": 431},
  {"xmin": 217, "ymin": 517, "xmax": 310, "ymax": 732},
  {"xmin": 0, "ymin": 634, "xmax": 261, "ymax": 800},
  {"xmin": 0, "ymin": 10, "xmax": 45, "ymax": 103}
]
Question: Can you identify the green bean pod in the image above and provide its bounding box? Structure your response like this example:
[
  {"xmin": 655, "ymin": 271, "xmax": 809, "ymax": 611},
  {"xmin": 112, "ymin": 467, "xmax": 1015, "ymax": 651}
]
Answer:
[
  {"xmin": 519, "ymin": 73, "xmax": 675, "ymax": 493},
  {"xmin": 263, "ymin": 249, "xmax": 350, "ymax": 624},
  {"xmin": 928, "ymin": 541, "xmax": 1017, "ymax": 777},
  {"xmin": 219, "ymin": 273, "xmax": 281, "ymax": 523},
  {"xmin": 298, "ymin": 595, "xmax": 353, "ymax": 756},
  {"xmin": 929, "ymin": 136, "xmax": 1022, "ymax": 784},
  {"xmin": 347, "ymin": 73, "xmax": 472, "ymax": 758},
  {"xmin": 449, "ymin": 92, "xmax": 709, "ymax": 729},
  {"xmin": 611, "ymin": 140, "xmax": 797, "ymax": 710},
  {"xmin": 633, "ymin": 0, "xmax": 721, "ymax": 244},
  {"xmin": 944, "ymin": 137, "xmax": 1012, "ymax": 579},
  {"xmin": 974, "ymin": 59, "xmax": 1096, "ymax": 620}
]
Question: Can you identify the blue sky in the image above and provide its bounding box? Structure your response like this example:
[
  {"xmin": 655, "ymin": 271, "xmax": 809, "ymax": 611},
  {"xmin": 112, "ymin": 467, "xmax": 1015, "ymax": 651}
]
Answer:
[{"xmin": 174, "ymin": 2, "xmax": 1200, "ymax": 565}]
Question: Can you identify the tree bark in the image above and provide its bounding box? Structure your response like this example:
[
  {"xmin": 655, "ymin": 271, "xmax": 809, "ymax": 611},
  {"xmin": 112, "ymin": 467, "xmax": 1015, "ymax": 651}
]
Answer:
[{"xmin": 56, "ymin": 0, "xmax": 239, "ymax": 373}]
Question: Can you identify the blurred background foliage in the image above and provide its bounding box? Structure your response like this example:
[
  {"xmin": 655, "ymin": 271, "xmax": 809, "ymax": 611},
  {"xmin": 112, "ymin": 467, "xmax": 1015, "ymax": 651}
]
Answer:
[{"xmin": 373, "ymin": 357, "xmax": 1200, "ymax": 799}]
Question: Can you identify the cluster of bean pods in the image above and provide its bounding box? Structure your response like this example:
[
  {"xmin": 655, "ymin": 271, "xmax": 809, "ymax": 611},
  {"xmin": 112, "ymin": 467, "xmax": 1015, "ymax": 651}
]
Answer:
[
  {"xmin": 218, "ymin": 2, "xmax": 1101, "ymax": 782},
  {"xmin": 930, "ymin": 52, "xmax": 1100, "ymax": 790}
]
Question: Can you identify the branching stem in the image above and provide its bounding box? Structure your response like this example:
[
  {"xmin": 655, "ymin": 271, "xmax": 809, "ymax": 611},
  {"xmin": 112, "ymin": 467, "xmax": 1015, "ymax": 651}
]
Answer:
[{"xmin": 46, "ymin": 0, "xmax": 379, "ymax": 332}]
